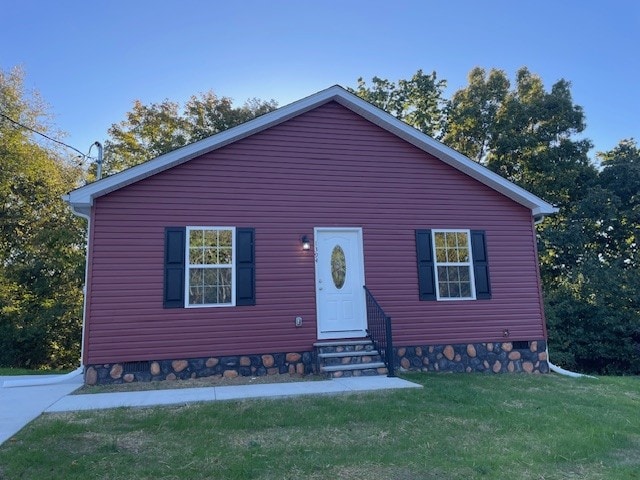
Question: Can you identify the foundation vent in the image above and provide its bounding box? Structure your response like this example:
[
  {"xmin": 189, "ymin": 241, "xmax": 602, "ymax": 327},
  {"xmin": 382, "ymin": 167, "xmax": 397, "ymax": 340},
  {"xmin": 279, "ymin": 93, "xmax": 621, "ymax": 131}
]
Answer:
[{"xmin": 122, "ymin": 361, "xmax": 150, "ymax": 374}]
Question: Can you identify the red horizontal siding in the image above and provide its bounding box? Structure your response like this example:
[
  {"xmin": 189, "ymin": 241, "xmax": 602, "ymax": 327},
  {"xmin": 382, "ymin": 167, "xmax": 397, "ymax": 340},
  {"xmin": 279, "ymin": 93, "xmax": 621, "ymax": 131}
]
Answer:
[{"xmin": 85, "ymin": 102, "xmax": 546, "ymax": 364}]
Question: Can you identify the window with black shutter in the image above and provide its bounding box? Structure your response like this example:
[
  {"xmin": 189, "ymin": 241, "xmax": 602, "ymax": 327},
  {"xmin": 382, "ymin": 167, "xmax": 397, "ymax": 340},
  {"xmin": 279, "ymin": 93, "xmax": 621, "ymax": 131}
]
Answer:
[
  {"xmin": 163, "ymin": 226, "xmax": 255, "ymax": 308},
  {"xmin": 415, "ymin": 229, "xmax": 491, "ymax": 301}
]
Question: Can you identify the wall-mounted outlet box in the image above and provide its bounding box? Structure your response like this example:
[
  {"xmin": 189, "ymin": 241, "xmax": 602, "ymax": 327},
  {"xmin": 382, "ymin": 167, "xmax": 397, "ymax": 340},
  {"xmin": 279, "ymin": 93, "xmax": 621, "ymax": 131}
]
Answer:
[{"xmin": 295, "ymin": 316, "xmax": 303, "ymax": 327}]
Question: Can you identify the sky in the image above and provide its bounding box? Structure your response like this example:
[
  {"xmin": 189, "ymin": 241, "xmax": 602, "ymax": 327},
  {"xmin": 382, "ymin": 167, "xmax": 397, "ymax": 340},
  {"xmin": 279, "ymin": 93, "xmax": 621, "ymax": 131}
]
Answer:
[{"xmin": 1, "ymin": 0, "xmax": 639, "ymax": 162}]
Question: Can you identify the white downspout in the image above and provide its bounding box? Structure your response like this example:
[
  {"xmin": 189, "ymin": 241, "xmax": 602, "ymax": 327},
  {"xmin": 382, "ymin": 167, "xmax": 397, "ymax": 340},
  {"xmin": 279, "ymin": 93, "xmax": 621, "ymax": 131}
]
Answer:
[
  {"xmin": 71, "ymin": 204, "xmax": 91, "ymax": 370},
  {"xmin": 547, "ymin": 347, "xmax": 597, "ymax": 379}
]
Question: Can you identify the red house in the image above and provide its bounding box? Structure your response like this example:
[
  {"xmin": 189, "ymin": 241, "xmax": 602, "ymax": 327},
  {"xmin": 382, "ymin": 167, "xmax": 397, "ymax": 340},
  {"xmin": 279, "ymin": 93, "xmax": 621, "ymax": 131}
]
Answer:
[{"xmin": 65, "ymin": 86, "xmax": 556, "ymax": 385}]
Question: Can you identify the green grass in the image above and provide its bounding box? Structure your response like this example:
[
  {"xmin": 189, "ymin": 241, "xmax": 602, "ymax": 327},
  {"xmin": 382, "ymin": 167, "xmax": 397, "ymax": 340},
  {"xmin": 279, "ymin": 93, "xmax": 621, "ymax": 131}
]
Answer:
[
  {"xmin": 1, "ymin": 373, "xmax": 638, "ymax": 479},
  {"xmin": 0, "ymin": 367, "xmax": 72, "ymax": 376}
]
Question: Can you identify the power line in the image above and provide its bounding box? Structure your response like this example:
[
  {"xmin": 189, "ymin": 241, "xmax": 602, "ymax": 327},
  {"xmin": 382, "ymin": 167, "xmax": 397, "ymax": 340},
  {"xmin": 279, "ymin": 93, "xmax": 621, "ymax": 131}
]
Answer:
[{"xmin": 0, "ymin": 110, "xmax": 90, "ymax": 160}]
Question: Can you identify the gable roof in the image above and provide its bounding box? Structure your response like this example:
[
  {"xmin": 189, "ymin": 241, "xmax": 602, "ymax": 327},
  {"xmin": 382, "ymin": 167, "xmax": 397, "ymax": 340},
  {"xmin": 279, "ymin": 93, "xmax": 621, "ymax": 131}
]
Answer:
[{"xmin": 65, "ymin": 85, "xmax": 557, "ymax": 217}]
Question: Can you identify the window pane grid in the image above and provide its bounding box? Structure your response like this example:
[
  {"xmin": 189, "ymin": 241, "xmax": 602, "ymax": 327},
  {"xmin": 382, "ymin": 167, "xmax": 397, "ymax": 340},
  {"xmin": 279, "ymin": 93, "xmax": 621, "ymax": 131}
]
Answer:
[
  {"xmin": 188, "ymin": 266, "xmax": 233, "ymax": 305},
  {"xmin": 437, "ymin": 266, "xmax": 472, "ymax": 299},
  {"xmin": 433, "ymin": 230, "xmax": 474, "ymax": 300},
  {"xmin": 189, "ymin": 229, "xmax": 233, "ymax": 266},
  {"xmin": 186, "ymin": 227, "xmax": 234, "ymax": 306}
]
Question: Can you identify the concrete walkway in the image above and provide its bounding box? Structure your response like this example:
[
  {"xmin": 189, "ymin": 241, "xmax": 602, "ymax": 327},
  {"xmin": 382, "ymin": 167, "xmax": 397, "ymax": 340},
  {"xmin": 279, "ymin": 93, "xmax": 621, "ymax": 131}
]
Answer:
[
  {"xmin": 46, "ymin": 376, "xmax": 421, "ymax": 412},
  {"xmin": 1, "ymin": 374, "xmax": 420, "ymax": 446},
  {"xmin": 0, "ymin": 373, "xmax": 83, "ymax": 446}
]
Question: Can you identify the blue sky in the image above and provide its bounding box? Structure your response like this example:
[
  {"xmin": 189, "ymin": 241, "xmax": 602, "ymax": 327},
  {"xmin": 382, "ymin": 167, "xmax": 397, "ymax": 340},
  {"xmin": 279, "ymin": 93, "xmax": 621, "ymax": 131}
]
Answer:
[{"xmin": 2, "ymin": 0, "xmax": 638, "ymax": 161}]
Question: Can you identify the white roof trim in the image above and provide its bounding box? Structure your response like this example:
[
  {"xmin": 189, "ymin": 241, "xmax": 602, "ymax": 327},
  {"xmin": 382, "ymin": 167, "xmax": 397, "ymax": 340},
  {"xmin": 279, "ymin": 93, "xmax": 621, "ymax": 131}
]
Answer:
[{"xmin": 65, "ymin": 85, "xmax": 557, "ymax": 216}]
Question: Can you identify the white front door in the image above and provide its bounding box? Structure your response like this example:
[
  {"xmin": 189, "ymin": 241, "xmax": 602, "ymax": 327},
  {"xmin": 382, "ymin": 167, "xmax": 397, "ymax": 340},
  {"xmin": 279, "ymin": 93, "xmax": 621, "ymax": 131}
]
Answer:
[{"xmin": 315, "ymin": 227, "xmax": 367, "ymax": 339}]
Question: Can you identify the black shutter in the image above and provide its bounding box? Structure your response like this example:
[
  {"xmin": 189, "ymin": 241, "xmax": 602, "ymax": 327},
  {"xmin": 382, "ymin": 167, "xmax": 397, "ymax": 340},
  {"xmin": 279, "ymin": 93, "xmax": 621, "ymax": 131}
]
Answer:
[
  {"xmin": 236, "ymin": 228, "xmax": 256, "ymax": 306},
  {"xmin": 471, "ymin": 230, "xmax": 491, "ymax": 300},
  {"xmin": 415, "ymin": 229, "xmax": 437, "ymax": 301},
  {"xmin": 164, "ymin": 227, "xmax": 185, "ymax": 308}
]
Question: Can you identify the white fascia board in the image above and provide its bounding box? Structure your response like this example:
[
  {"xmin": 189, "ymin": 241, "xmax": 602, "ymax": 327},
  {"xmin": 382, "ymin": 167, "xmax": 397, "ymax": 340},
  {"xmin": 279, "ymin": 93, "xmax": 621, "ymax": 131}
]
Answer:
[{"xmin": 65, "ymin": 85, "xmax": 557, "ymax": 216}]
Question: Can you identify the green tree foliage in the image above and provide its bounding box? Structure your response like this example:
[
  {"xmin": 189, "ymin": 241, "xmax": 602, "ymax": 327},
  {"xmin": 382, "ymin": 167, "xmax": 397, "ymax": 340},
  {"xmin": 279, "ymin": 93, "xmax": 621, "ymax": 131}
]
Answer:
[
  {"xmin": 598, "ymin": 139, "xmax": 640, "ymax": 268},
  {"xmin": 545, "ymin": 140, "xmax": 640, "ymax": 374},
  {"xmin": 442, "ymin": 67, "xmax": 509, "ymax": 163},
  {"xmin": 491, "ymin": 71, "xmax": 595, "ymax": 206},
  {"xmin": 184, "ymin": 93, "xmax": 277, "ymax": 143},
  {"xmin": 443, "ymin": 67, "xmax": 596, "ymax": 205},
  {"xmin": 348, "ymin": 70, "xmax": 447, "ymax": 138},
  {"xmin": 102, "ymin": 93, "xmax": 278, "ymax": 176},
  {"xmin": 102, "ymin": 99, "xmax": 187, "ymax": 175},
  {"xmin": 545, "ymin": 259, "xmax": 640, "ymax": 374},
  {"xmin": 0, "ymin": 68, "xmax": 86, "ymax": 369},
  {"xmin": 445, "ymin": 69, "xmax": 637, "ymax": 374},
  {"xmin": 355, "ymin": 69, "xmax": 637, "ymax": 374}
]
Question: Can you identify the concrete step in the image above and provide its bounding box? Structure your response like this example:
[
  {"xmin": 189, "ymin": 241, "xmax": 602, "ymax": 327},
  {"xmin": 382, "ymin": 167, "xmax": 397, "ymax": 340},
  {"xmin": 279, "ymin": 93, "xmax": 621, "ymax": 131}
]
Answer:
[
  {"xmin": 313, "ymin": 339, "xmax": 371, "ymax": 347},
  {"xmin": 315, "ymin": 343, "xmax": 376, "ymax": 355},
  {"xmin": 321, "ymin": 362, "xmax": 386, "ymax": 372},
  {"xmin": 320, "ymin": 362, "xmax": 388, "ymax": 378},
  {"xmin": 318, "ymin": 350, "xmax": 380, "ymax": 359},
  {"xmin": 322, "ymin": 355, "xmax": 382, "ymax": 367},
  {"xmin": 315, "ymin": 338, "xmax": 388, "ymax": 378}
]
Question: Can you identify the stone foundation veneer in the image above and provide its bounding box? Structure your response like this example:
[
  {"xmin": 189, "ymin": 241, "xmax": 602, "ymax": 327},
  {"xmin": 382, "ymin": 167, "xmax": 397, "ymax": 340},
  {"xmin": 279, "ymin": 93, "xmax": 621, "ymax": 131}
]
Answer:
[
  {"xmin": 84, "ymin": 351, "xmax": 315, "ymax": 385},
  {"xmin": 395, "ymin": 340, "xmax": 549, "ymax": 374},
  {"xmin": 84, "ymin": 340, "xmax": 548, "ymax": 384}
]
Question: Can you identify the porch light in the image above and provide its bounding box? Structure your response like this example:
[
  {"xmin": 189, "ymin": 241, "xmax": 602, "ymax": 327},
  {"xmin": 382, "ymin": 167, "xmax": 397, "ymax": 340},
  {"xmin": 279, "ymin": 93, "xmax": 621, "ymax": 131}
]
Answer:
[{"xmin": 301, "ymin": 235, "xmax": 311, "ymax": 251}]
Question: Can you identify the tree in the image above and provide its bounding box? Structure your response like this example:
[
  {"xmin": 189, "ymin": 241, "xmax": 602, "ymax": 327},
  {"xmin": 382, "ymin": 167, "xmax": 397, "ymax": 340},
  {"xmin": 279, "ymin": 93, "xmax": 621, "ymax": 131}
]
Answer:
[
  {"xmin": 102, "ymin": 93, "xmax": 278, "ymax": 176},
  {"xmin": 102, "ymin": 100, "xmax": 188, "ymax": 175},
  {"xmin": 442, "ymin": 67, "xmax": 509, "ymax": 163},
  {"xmin": 444, "ymin": 67, "xmax": 596, "ymax": 206},
  {"xmin": 544, "ymin": 140, "xmax": 640, "ymax": 374},
  {"xmin": 353, "ymin": 68, "xmax": 639, "ymax": 374},
  {"xmin": 0, "ymin": 67, "xmax": 86, "ymax": 369},
  {"xmin": 349, "ymin": 70, "xmax": 447, "ymax": 138},
  {"xmin": 184, "ymin": 92, "xmax": 277, "ymax": 143},
  {"xmin": 489, "ymin": 69, "xmax": 596, "ymax": 206},
  {"xmin": 597, "ymin": 139, "xmax": 640, "ymax": 268},
  {"xmin": 545, "ymin": 259, "xmax": 640, "ymax": 374}
]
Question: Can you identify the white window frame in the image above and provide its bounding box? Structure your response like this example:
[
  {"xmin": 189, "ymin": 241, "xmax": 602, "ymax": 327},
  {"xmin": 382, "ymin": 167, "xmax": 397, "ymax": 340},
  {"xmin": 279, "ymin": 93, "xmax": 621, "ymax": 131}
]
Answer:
[
  {"xmin": 185, "ymin": 226, "xmax": 236, "ymax": 308},
  {"xmin": 432, "ymin": 229, "xmax": 476, "ymax": 301}
]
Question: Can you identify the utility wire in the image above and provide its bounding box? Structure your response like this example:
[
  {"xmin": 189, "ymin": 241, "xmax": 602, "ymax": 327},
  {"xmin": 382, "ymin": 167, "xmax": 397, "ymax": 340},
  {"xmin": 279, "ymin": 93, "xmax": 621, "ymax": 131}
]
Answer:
[{"xmin": 0, "ymin": 110, "xmax": 90, "ymax": 161}]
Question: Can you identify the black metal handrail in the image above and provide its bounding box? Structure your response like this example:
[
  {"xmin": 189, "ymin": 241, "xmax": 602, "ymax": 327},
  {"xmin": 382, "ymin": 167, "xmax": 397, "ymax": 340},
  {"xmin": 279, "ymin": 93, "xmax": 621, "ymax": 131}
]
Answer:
[{"xmin": 363, "ymin": 285, "xmax": 395, "ymax": 377}]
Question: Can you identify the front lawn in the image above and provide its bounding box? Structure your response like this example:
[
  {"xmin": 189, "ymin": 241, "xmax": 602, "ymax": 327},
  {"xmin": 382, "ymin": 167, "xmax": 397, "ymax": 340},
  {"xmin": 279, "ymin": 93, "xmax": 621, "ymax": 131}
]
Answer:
[{"xmin": 0, "ymin": 373, "xmax": 638, "ymax": 479}]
